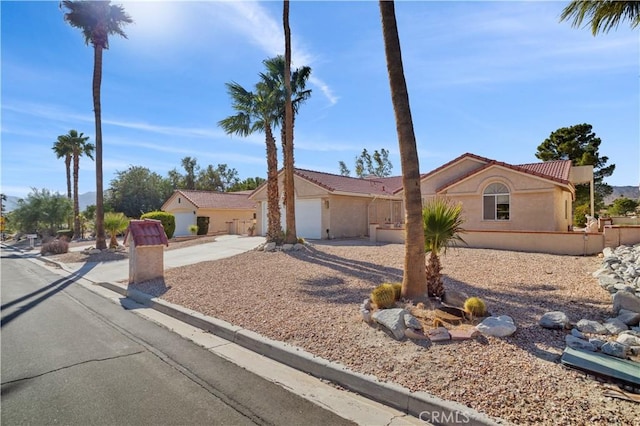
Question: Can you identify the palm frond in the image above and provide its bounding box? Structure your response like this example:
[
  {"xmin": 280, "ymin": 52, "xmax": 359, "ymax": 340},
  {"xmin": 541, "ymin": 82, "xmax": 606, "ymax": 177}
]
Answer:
[{"xmin": 560, "ymin": 0, "xmax": 640, "ymax": 35}]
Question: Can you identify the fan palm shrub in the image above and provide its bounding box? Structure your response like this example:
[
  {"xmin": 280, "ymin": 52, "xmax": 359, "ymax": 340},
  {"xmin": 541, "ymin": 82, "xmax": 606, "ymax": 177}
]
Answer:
[
  {"xmin": 104, "ymin": 212, "xmax": 129, "ymax": 249},
  {"xmin": 423, "ymin": 197, "xmax": 466, "ymax": 298}
]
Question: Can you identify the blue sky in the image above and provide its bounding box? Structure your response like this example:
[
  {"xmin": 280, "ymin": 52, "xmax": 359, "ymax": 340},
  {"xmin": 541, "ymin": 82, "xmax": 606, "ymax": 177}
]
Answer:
[{"xmin": 2, "ymin": 1, "xmax": 638, "ymax": 199}]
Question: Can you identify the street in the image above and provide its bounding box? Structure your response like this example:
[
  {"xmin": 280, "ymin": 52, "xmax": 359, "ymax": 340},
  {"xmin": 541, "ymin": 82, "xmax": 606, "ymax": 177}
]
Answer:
[{"xmin": 1, "ymin": 252, "xmax": 355, "ymax": 425}]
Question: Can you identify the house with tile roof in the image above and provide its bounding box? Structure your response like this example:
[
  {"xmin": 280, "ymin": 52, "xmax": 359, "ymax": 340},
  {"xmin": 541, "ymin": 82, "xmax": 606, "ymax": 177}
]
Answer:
[
  {"xmin": 249, "ymin": 153, "xmax": 593, "ymax": 241},
  {"xmin": 161, "ymin": 190, "xmax": 257, "ymax": 237}
]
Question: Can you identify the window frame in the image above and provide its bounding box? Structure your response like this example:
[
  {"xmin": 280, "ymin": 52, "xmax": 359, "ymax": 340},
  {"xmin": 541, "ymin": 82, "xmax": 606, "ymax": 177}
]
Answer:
[{"xmin": 483, "ymin": 182, "xmax": 510, "ymax": 221}]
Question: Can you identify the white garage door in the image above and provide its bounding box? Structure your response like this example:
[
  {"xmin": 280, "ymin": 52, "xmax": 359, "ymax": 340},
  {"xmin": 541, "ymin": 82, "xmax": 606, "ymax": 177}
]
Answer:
[
  {"xmin": 262, "ymin": 199, "xmax": 322, "ymax": 240},
  {"xmin": 174, "ymin": 212, "xmax": 195, "ymax": 237}
]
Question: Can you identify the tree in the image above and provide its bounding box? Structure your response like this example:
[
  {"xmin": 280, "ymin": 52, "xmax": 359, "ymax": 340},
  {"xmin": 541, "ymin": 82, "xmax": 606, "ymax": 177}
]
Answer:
[
  {"xmin": 422, "ymin": 198, "xmax": 466, "ymax": 298},
  {"xmin": 52, "ymin": 135, "xmax": 73, "ymax": 199},
  {"xmin": 536, "ymin": 123, "xmax": 615, "ymax": 212},
  {"xmin": 103, "ymin": 211, "xmax": 129, "ymax": 248},
  {"xmin": 560, "ymin": 1, "xmax": 640, "ymax": 35},
  {"xmin": 609, "ymin": 197, "xmax": 639, "ymax": 216},
  {"xmin": 261, "ymin": 55, "xmax": 312, "ymax": 244},
  {"xmin": 219, "ymin": 81, "xmax": 282, "ymax": 242},
  {"xmin": 181, "ymin": 156, "xmax": 198, "ymax": 190},
  {"xmin": 341, "ymin": 148, "xmax": 393, "ymax": 177},
  {"xmin": 107, "ymin": 166, "xmax": 173, "ymax": 218},
  {"xmin": 283, "ymin": 1, "xmax": 295, "ymax": 244},
  {"xmin": 55, "ymin": 130, "xmax": 94, "ymax": 239},
  {"xmin": 196, "ymin": 164, "xmax": 240, "ymax": 191},
  {"xmin": 227, "ymin": 177, "xmax": 266, "ymax": 192},
  {"xmin": 11, "ymin": 188, "xmax": 72, "ymax": 236},
  {"xmin": 379, "ymin": 0, "xmax": 426, "ymax": 300},
  {"xmin": 62, "ymin": 0, "xmax": 132, "ymax": 250}
]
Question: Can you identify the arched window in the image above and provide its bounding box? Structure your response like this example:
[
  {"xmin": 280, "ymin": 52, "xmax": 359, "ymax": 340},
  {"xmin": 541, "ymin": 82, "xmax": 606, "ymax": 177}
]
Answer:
[{"xmin": 483, "ymin": 183, "xmax": 509, "ymax": 220}]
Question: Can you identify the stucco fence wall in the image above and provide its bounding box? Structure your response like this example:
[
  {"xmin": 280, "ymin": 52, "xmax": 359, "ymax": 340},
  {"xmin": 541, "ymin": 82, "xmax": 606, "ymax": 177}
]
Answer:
[{"xmin": 369, "ymin": 224, "xmax": 640, "ymax": 255}]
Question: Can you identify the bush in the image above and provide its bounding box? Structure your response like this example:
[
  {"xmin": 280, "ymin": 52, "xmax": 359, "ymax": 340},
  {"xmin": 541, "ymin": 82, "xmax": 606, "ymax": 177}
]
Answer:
[
  {"xmin": 41, "ymin": 238, "xmax": 69, "ymax": 255},
  {"xmin": 573, "ymin": 204, "xmax": 590, "ymax": 228},
  {"xmin": 196, "ymin": 216, "xmax": 209, "ymax": 235},
  {"xmin": 140, "ymin": 211, "xmax": 175, "ymax": 239},
  {"xmin": 188, "ymin": 224, "xmax": 198, "ymax": 235}
]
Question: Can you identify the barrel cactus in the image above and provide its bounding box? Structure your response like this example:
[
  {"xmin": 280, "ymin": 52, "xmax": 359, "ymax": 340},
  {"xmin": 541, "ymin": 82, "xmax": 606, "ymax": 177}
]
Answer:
[
  {"xmin": 371, "ymin": 283, "xmax": 396, "ymax": 309},
  {"xmin": 463, "ymin": 297, "xmax": 487, "ymax": 317}
]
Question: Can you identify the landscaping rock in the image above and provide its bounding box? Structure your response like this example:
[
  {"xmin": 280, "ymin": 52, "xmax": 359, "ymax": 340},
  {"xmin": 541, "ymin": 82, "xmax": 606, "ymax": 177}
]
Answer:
[
  {"xmin": 589, "ymin": 338, "xmax": 606, "ymax": 350},
  {"xmin": 616, "ymin": 333, "xmax": 640, "ymax": 347},
  {"xmin": 403, "ymin": 313, "xmax": 422, "ymax": 330},
  {"xmin": 263, "ymin": 242, "xmax": 277, "ymax": 252},
  {"xmin": 476, "ymin": 315, "xmax": 516, "ymax": 337},
  {"xmin": 601, "ymin": 341, "xmax": 629, "ymax": 359},
  {"xmin": 449, "ymin": 328, "xmax": 479, "ymax": 340},
  {"xmin": 404, "ymin": 328, "xmax": 430, "ymax": 340},
  {"xmin": 293, "ymin": 243, "xmax": 305, "ymax": 251},
  {"xmin": 539, "ymin": 311, "xmax": 570, "ymax": 329},
  {"xmin": 89, "ymin": 249, "xmax": 102, "ymax": 255},
  {"xmin": 372, "ymin": 308, "xmax": 408, "ymax": 340},
  {"xmin": 361, "ymin": 309, "xmax": 372, "ymax": 323},
  {"xmin": 427, "ymin": 327, "xmax": 451, "ymax": 342},
  {"xmin": 565, "ymin": 335, "xmax": 596, "ymax": 352},
  {"xmin": 281, "ymin": 244, "xmax": 294, "ymax": 251},
  {"xmin": 616, "ymin": 309, "xmax": 640, "ymax": 326},
  {"xmin": 603, "ymin": 318, "xmax": 628, "ymax": 335},
  {"xmin": 570, "ymin": 328, "xmax": 586, "ymax": 339},
  {"xmin": 575, "ymin": 319, "xmax": 609, "ymax": 335},
  {"xmin": 612, "ymin": 291, "xmax": 640, "ymax": 315},
  {"xmin": 442, "ymin": 290, "xmax": 469, "ymax": 309}
]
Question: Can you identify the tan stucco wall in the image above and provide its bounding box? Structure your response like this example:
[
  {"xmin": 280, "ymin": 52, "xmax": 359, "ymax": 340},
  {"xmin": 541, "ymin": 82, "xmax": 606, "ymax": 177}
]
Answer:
[
  {"xmin": 327, "ymin": 195, "xmax": 370, "ymax": 238},
  {"xmin": 196, "ymin": 208, "xmax": 255, "ymax": 235},
  {"xmin": 417, "ymin": 157, "xmax": 487, "ymax": 195},
  {"xmin": 163, "ymin": 194, "xmax": 197, "ymax": 211},
  {"xmin": 604, "ymin": 226, "xmax": 640, "ymax": 248},
  {"xmin": 128, "ymin": 244, "xmax": 164, "ymax": 284}
]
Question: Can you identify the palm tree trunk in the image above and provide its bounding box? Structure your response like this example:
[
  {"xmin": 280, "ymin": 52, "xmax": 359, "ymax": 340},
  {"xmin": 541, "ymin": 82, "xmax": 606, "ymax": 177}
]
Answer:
[
  {"xmin": 72, "ymin": 149, "xmax": 81, "ymax": 240},
  {"xmin": 93, "ymin": 44, "xmax": 106, "ymax": 250},
  {"xmin": 265, "ymin": 126, "xmax": 281, "ymax": 243},
  {"xmin": 65, "ymin": 155, "xmax": 72, "ymax": 199},
  {"xmin": 283, "ymin": 0, "xmax": 297, "ymax": 244},
  {"xmin": 379, "ymin": 0, "xmax": 426, "ymax": 300}
]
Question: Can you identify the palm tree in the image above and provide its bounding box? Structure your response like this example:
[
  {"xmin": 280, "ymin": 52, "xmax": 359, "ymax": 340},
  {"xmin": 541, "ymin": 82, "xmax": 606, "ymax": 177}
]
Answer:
[
  {"xmin": 379, "ymin": 0, "xmax": 426, "ymax": 300},
  {"xmin": 69, "ymin": 130, "xmax": 94, "ymax": 239},
  {"xmin": 560, "ymin": 1, "xmax": 640, "ymax": 35},
  {"xmin": 283, "ymin": 0, "xmax": 295, "ymax": 244},
  {"xmin": 61, "ymin": 0, "xmax": 132, "ymax": 250},
  {"xmin": 219, "ymin": 81, "xmax": 283, "ymax": 243},
  {"xmin": 422, "ymin": 198, "xmax": 466, "ymax": 298},
  {"xmin": 261, "ymin": 56, "xmax": 312, "ymax": 244},
  {"xmin": 52, "ymin": 135, "xmax": 73, "ymax": 200},
  {"xmin": 103, "ymin": 211, "xmax": 129, "ymax": 249}
]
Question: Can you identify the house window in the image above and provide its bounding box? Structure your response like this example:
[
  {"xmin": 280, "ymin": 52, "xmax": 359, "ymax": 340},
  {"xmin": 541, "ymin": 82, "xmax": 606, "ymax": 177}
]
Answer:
[{"xmin": 483, "ymin": 183, "xmax": 509, "ymax": 220}]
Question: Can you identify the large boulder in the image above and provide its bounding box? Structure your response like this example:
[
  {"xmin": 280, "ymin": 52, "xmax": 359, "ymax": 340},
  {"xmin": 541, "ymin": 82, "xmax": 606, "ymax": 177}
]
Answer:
[
  {"xmin": 575, "ymin": 319, "xmax": 609, "ymax": 335},
  {"xmin": 616, "ymin": 309, "xmax": 640, "ymax": 326},
  {"xmin": 372, "ymin": 308, "xmax": 408, "ymax": 340},
  {"xmin": 476, "ymin": 315, "xmax": 516, "ymax": 337},
  {"xmin": 539, "ymin": 311, "xmax": 570, "ymax": 329},
  {"xmin": 565, "ymin": 335, "xmax": 596, "ymax": 352},
  {"xmin": 603, "ymin": 318, "xmax": 628, "ymax": 335},
  {"xmin": 613, "ymin": 291, "xmax": 640, "ymax": 315}
]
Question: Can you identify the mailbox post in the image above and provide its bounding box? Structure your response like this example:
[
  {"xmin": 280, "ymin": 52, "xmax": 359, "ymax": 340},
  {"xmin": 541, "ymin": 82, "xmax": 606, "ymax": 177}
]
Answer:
[{"xmin": 123, "ymin": 219, "xmax": 169, "ymax": 284}]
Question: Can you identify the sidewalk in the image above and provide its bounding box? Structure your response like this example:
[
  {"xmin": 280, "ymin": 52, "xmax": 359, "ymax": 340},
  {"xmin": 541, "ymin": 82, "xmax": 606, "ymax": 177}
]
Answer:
[{"xmin": 2, "ymin": 237, "xmax": 499, "ymax": 426}]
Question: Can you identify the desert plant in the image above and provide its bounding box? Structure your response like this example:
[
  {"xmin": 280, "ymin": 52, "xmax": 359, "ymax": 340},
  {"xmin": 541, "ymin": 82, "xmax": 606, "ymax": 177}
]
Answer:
[
  {"xmin": 140, "ymin": 211, "xmax": 175, "ymax": 239},
  {"xmin": 391, "ymin": 282, "xmax": 402, "ymax": 301},
  {"xmin": 463, "ymin": 297, "xmax": 487, "ymax": 318},
  {"xmin": 371, "ymin": 283, "xmax": 396, "ymax": 309},
  {"xmin": 188, "ymin": 224, "xmax": 198, "ymax": 235},
  {"xmin": 297, "ymin": 237, "xmax": 305, "ymax": 244},
  {"xmin": 423, "ymin": 197, "xmax": 466, "ymax": 298},
  {"xmin": 104, "ymin": 212, "xmax": 129, "ymax": 249},
  {"xmin": 41, "ymin": 238, "xmax": 69, "ymax": 255}
]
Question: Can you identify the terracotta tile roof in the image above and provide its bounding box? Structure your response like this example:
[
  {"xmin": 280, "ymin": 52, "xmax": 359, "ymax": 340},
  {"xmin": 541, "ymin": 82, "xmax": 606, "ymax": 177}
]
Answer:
[
  {"xmin": 124, "ymin": 219, "xmax": 169, "ymax": 247},
  {"xmin": 436, "ymin": 155, "xmax": 574, "ymax": 193},
  {"xmin": 176, "ymin": 190, "xmax": 256, "ymax": 210},
  {"xmin": 294, "ymin": 169, "xmax": 401, "ymax": 196}
]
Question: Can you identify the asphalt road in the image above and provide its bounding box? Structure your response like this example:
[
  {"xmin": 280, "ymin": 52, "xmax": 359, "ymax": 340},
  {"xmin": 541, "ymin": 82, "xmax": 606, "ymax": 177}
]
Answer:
[{"xmin": 0, "ymin": 252, "xmax": 355, "ymax": 425}]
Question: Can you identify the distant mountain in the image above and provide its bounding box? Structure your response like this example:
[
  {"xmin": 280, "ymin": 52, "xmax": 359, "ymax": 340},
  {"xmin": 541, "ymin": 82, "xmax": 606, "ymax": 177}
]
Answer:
[
  {"xmin": 604, "ymin": 186, "xmax": 640, "ymax": 205},
  {"xmin": 2, "ymin": 191, "xmax": 97, "ymax": 213}
]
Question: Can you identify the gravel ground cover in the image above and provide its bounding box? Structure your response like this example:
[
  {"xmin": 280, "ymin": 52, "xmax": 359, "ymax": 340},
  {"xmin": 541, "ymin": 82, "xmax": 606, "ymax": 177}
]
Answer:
[{"xmin": 127, "ymin": 241, "xmax": 639, "ymax": 426}]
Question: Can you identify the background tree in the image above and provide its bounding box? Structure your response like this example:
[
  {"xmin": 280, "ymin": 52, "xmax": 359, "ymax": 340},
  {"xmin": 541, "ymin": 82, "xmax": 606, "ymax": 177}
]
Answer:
[
  {"xmin": 196, "ymin": 164, "xmax": 240, "ymax": 191},
  {"xmin": 62, "ymin": 0, "xmax": 132, "ymax": 250},
  {"xmin": 536, "ymin": 123, "xmax": 615, "ymax": 213},
  {"xmin": 11, "ymin": 188, "xmax": 72, "ymax": 236},
  {"xmin": 62, "ymin": 130, "xmax": 95, "ymax": 239},
  {"xmin": 181, "ymin": 156, "xmax": 198, "ymax": 190},
  {"xmin": 344, "ymin": 148, "xmax": 393, "ymax": 178},
  {"xmin": 609, "ymin": 197, "xmax": 639, "ymax": 216},
  {"xmin": 560, "ymin": 1, "xmax": 639, "ymax": 35},
  {"xmin": 107, "ymin": 166, "xmax": 172, "ymax": 218},
  {"xmin": 379, "ymin": 0, "xmax": 426, "ymax": 300},
  {"xmin": 422, "ymin": 198, "xmax": 466, "ymax": 298},
  {"xmin": 227, "ymin": 177, "xmax": 266, "ymax": 192},
  {"xmin": 103, "ymin": 211, "xmax": 129, "ymax": 248},
  {"xmin": 338, "ymin": 161, "xmax": 351, "ymax": 177},
  {"xmin": 219, "ymin": 80, "xmax": 282, "ymax": 242},
  {"xmin": 52, "ymin": 135, "xmax": 73, "ymax": 199}
]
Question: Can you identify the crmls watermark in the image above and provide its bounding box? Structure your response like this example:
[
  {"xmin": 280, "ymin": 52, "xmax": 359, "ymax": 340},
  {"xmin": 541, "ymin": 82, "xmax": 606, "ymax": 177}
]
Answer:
[{"xmin": 418, "ymin": 410, "xmax": 471, "ymax": 424}]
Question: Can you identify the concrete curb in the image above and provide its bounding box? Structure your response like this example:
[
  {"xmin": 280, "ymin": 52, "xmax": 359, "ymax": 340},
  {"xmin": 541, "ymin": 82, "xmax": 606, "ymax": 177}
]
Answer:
[{"xmin": 34, "ymin": 255, "xmax": 504, "ymax": 426}]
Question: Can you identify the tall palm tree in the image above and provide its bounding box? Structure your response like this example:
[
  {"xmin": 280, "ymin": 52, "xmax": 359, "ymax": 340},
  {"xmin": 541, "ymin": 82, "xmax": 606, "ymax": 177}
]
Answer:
[
  {"xmin": 261, "ymin": 56, "xmax": 312, "ymax": 244},
  {"xmin": 283, "ymin": 0, "xmax": 295, "ymax": 244},
  {"xmin": 560, "ymin": 1, "xmax": 640, "ymax": 35},
  {"xmin": 379, "ymin": 0, "xmax": 426, "ymax": 300},
  {"xmin": 52, "ymin": 135, "xmax": 73, "ymax": 200},
  {"xmin": 422, "ymin": 198, "xmax": 466, "ymax": 298},
  {"xmin": 67, "ymin": 130, "xmax": 95, "ymax": 239},
  {"xmin": 61, "ymin": 0, "xmax": 132, "ymax": 250},
  {"xmin": 219, "ymin": 81, "xmax": 283, "ymax": 243}
]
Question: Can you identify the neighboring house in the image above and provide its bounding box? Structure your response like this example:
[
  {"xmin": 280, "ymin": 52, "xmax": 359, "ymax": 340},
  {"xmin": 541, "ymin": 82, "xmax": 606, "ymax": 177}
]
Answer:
[
  {"xmin": 249, "ymin": 153, "xmax": 593, "ymax": 239},
  {"xmin": 249, "ymin": 169, "xmax": 404, "ymax": 239},
  {"xmin": 162, "ymin": 190, "xmax": 257, "ymax": 237}
]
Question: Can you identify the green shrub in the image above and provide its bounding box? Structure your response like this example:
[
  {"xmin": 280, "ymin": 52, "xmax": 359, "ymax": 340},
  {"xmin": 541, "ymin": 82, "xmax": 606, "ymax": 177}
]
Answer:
[
  {"xmin": 188, "ymin": 224, "xmax": 198, "ymax": 235},
  {"xmin": 463, "ymin": 297, "xmax": 487, "ymax": 317},
  {"xmin": 573, "ymin": 204, "xmax": 590, "ymax": 228},
  {"xmin": 196, "ymin": 216, "xmax": 209, "ymax": 235},
  {"xmin": 41, "ymin": 238, "xmax": 69, "ymax": 255},
  {"xmin": 371, "ymin": 283, "xmax": 396, "ymax": 309},
  {"xmin": 140, "ymin": 211, "xmax": 175, "ymax": 239}
]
